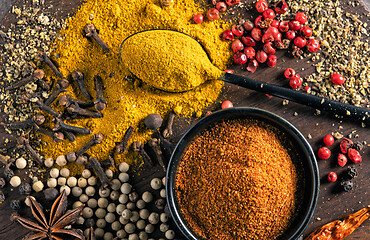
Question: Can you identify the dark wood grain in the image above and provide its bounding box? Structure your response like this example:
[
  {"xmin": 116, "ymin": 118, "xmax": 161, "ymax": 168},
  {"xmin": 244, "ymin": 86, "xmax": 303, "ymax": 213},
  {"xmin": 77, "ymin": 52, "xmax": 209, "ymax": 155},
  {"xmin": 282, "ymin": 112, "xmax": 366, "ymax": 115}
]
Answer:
[{"xmin": 0, "ymin": 0, "xmax": 369, "ymax": 240}]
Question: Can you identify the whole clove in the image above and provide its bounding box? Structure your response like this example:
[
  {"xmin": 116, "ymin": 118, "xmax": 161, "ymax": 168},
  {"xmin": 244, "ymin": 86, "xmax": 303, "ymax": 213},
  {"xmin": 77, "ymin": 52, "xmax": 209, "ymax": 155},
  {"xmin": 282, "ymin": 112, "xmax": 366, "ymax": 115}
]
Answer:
[
  {"xmin": 35, "ymin": 99, "xmax": 62, "ymax": 118},
  {"xmin": 148, "ymin": 138, "xmax": 166, "ymax": 172},
  {"xmin": 162, "ymin": 112, "xmax": 175, "ymax": 138},
  {"xmin": 84, "ymin": 24, "xmax": 111, "ymax": 51},
  {"xmin": 94, "ymin": 75, "xmax": 107, "ymax": 111},
  {"xmin": 67, "ymin": 104, "xmax": 103, "ymax": 118},
  {"xmin": 53, "ymin": 118, "xmax": 92, "ymax": 135},
  {"xmin": 17, "ymin": 137, "xmax": 43, "ymax": 165},
  {"xmin": 116, "ymin": 126, "xmax": 134, "ymax": 154},
  {"xmin": 133, "ymin": 141, "xmax": 153, "ymax": 166},
  {"xmin": 5, "ymin": 69, "xmax": 45, "ymax": 91},
  {"xmin": 44, "ymin": 79, "xmax": 69, "ymax": 106},
  {"xmin": 37, "ymin": 52, "xmax": 64, "ymax": 78},
  {"xmin": 35, "ymin": 127, "xmax": 64, "ymax": 143},
  {"xmin": 87, "ymin": 156, "xmax": 110, "ymax": 189},
  {"xmin": 76, "ymin": 133, "xmax": 103, "ymax": 157},
  {"xmin": 58, "ymin": 94, "xmax": 94, "ymax": 108},
  {"xmin": 72, "ymin": 70, "xmax": 92, "ymax": 100},
  {"xmin": 100, "ymin": 156, "xmax": 115, "ymax": 169},
  {"xmin": 2, "ymin": 114, "xmax": 45, "ymax": 130},
  {"xmin": 63, "ymin": 131, "xmax": 76, "ymax": 142}
]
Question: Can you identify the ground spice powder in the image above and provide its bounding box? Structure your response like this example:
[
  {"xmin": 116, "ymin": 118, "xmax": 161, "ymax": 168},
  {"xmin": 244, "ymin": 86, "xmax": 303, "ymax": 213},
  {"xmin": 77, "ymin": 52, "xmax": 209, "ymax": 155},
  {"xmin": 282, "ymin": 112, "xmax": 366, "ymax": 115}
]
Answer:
[
  {"xmin": 176, "ymin": 119, "xmax": 299, "ymax": 240},
  {"xmin": 39, "ymin": 0, "xmax": 233, "ymax": 175}
]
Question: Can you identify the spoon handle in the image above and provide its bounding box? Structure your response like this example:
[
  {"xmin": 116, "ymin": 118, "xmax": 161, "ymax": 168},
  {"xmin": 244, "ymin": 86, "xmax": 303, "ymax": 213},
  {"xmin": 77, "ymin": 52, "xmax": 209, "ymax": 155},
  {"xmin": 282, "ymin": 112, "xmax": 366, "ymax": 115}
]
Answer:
[{"xmin": 221, "ymin": 73, "xmax": 370, "ymax": 125}]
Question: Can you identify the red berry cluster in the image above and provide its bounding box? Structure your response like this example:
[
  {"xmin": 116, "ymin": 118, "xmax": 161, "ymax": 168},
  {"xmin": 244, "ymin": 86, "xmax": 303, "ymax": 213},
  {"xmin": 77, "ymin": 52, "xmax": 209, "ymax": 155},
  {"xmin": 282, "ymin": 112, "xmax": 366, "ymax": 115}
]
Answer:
[
  {"xmin": 193, "ymin": 0, "xmax": 241, "ymax": 23},
  {"xmin": 284, "ymin": 68, "xmax": 303, "ymax": 89},
  {"xmin": 317, "ymin": 135, "xmax": 362, "ymax": 184},
  {"xmin": 223, "ymin": 0, "xmax": 320, "ymax": 72}
]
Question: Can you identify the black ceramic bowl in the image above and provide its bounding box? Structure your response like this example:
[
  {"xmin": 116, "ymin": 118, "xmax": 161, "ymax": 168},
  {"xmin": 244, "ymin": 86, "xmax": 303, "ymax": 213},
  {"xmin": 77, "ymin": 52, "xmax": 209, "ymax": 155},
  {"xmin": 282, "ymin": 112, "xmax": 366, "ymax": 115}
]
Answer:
[{"xmin": 166, "ymin": 107, "xmax": 319, "ymax": 240}]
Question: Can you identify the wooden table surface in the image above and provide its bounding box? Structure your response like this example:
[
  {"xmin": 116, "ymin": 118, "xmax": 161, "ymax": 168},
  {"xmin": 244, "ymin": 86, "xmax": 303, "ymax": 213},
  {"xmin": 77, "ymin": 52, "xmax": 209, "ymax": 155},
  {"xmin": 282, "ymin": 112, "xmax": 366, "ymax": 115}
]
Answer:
[{"xmin": 0, "ymin": 0, "xmax": 369, "ymax": 239}]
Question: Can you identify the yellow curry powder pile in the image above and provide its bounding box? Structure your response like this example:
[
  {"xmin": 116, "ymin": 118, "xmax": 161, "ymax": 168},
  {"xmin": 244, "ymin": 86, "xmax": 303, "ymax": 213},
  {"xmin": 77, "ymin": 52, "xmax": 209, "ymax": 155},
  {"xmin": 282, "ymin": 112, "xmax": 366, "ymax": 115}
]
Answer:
[
  {"xmin": 176, "ymin": 119, "xmax": 299, "ymax": 240},
  {"xmin": 40, "ymin": 0, "xmax": 233, "ymax": 174}
]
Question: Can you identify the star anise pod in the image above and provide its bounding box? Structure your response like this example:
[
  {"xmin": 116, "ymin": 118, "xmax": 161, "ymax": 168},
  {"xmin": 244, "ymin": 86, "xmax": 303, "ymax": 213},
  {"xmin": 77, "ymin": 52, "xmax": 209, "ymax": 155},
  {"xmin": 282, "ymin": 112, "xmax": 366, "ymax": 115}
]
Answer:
[{"xmin": 14, "ymin": 190, "xmax": 85, "ymax": 240}]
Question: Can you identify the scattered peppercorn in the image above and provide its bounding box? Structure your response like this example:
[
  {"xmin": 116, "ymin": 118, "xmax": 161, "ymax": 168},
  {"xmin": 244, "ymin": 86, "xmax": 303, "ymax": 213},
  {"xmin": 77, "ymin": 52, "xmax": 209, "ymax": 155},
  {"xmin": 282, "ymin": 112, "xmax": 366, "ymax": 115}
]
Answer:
[
  {"xmin": 337, "ymin": 154, "xmax": 347, "ymax": 167},
  {"xmin": 347, "ymin": 148, "xmax": 362, "ymax": 163},
  {"xmin": 340, "ymin": 180, "xmax": 353, "ymax": 192},
  {"xmin": 346, "ymin": 166, "xmax": 358, "ymax": 180},
  {"xmin": 19, "ymin": 182, "xmax": 31, "ymax": 195},
  {"xmin": 327, "ymin": 172, "xmax": 337, "ymax": 182},
  {"xmin": 221, "ymin": 100, "xmax": 233, "ymax": 109},
  {"xmin": 323, "ymin": 134, "xmax": 334, "ymax": 146},
  {"xmin": 317, "ymin": 147, "xmax": 331, "ymax": 160}
]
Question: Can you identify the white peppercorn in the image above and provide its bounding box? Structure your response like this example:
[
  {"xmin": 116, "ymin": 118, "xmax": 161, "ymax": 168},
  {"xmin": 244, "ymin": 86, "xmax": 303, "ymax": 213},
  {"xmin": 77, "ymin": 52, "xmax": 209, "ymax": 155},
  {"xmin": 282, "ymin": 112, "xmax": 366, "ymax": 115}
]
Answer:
[
  {"xmin": 82, "ymin": 207, "xmax": 94, "ymax": 218},
  {"xmin": 129, "ymin": 192, "xmax": 139, "ymax": 202},
  {"xmin": 32, "ymin": 180, "xmax": 44, "ymax": 192},
  {"xmin": 50, "ymin": 168, "xmax": 59, "ymax": 178},
  {"xmin": 126, "ymin": 202, "xmax": 136, "ymax": 210},
  {"xmin": 76, "ymin": 216, "xmax": 85, "ymax": 225},
  {"xmin": 85, "ymin": 186, "xmax": 96, "ymax": 197},
  {"xmin": 81, "ymin": 169, "xmax": 91, "ymax": 178},
  {"xmin": 136, "ymin": 199, "xmax": 146, "ymax": 209},
  {"xmin": 76, "ymin": 155, "xmax": 87, "ymax": 165},
  {"xmin": 96, "ymin": 218, "xmax": 107, "ymax": 228},
  {"xmin": 111, "ymin": 179, "xmax": 121, "ymax": 190},
  {"xmin": 142, "ymin": 191, "xmax": 153, "ymax": 203},
  {"xmin": 24, "ymin": 196, "xmax": 36, "ymax": 207},
  {"xmin": 44, "ymin": 158, "xmax": 54, "ymax": 168},
  {"xmin": 87, "ymin": 176, "xmax": 97, "ymax": 186},
  {"xmin": 47, "ymin": 178, "xmax": 57, "ymax": 188},
  {"xmin": 165, "ymin": 230, "xmax": 175, "ymax": 239},
  {"xmin": 77, "ymin": 178, "xmax": 87, "ymax": 188},
  {"xmin": 72, "ymin": 187, "xmax": 83, "ymax": 197},
  {"xmin": 122, "ymin": 209, "xmax": 133, "ymax": 219},
  {"xmin": 95, "ymin": 228, "xmax": 105, "ymax": 238},
  {"xmin": 9, "ymin": 176, "xmax": 22, "ymax": 187},
  {"xmin": 57, "ymin": 177, "xmax": 67, "ymax": 186},
  {"xmin": 66, "ymin": 151, "xmax": 77, "ymax": 162},
  {"xmin": 73, "ymin": 201, "xmax": 84, "ymax": 209},
  {"xmin": 124, "ymin": 223, "xmax": 136, "ymax": 234},
  {"xmin": 104, "ymin": 232, "xmax": 114, "ymax": 240},
  {"xmin": 87, "ymin": 198, "xmax": 98, "ymax": 208},
  {"xmin": 129, "ymin": 233, "xmax": 139, "ymax": 240},
  {"xmin": 105, "ymin": 169, "xmax": 114, "ymax": 179},
  {"xmin": 120, "ymin": 183, "xmax": 132, "ymax": 194},
  {"xmin": 150, "ymin": 178, "xmax": 162, "ymax": 190},
  {"xmin": 79, "ymin": 194, "xmax": 89, "ymax": 203},
  {"xmin": 119, "ymin": 162, "xmax": 129, "ymax": 172},
  {"xmin": 160, "ymin": 189, "xmax": 166, "ymax": 198},
  {"xmin": 84, "ymin": 228, "xmax": 91, "ymax": 238},
  {"xmin": 160, "ymin": 213, "xmax": 168, "ymax": 223},
  {"xmin": 56, "ymin": 155, "xmax": 67, "ymax": 166},
  {"xmin": 138, "ymin": 231, "xmax": 148, "ymax": 240},
  {"xmin": 111, "ymin": 221, "xmax": 121, "ymax": 231},
  {"xmin": 110, "ymin": 190, "xmax": 119, "ymax": 201},
  {"xmin": 119, "ymin": 194, "xmax": 129, "ymax": 204},
  {"xmin": 162, "ymin": 177, "xmax": 166, "ymax": 186},
  {"xmin": 148, "ymin": 212, "xmax": 159, "ymax": 224},
  {"xmin": 59, "ymin": 168, "xmax": 70, "ymax": 177},
  {"xmin": 119, "ymin": 216, "xmax": 129, "ymax": 225},
  {"xmin": 97, "ymin": 197, "xmax": 108, "ymax": 208},
  {"xmin": 95, "ymin": 208, "xmax": 107, "ymax": 219},
  {"xmin": 144, "ymin": 224, "xmax": 154, "ymax": 234},
  {"xmin": 116, "ymin": 229, "xmax": 127, "ymax": 239},
  {"xmin": 160, "ymin": 223, "xmax": 169, "ymax": 232},
  {"xmin": 119, "ymin": 172, "xmax": 130, "ymax": 183},
  {"xmin": 67, "ymin": 177, "xmax": 77, "ymax": 187},
  {"xmin": 105, "ymin": 212, "xmax": 116, "ymax": 223},
  {"xmin": 107, "ymin": 203, "xmax": 116, "ymax": 213},
  {"xmin": 139, "ymin": 209, "xmax": 150, "ymax": 219},
  {"xmin": 16, "ymin": 157, "xmax": 27, "ymax": 169},
  {"xmin": 60, "ymin": 185, "xmax": 71, "ymax": 196},
  {"xmin": 136, "ymin": 220, "xmax": 146, "ymax": 230},
  {"xmin": 130, "ymin": 211, "xmax": 139, "ymax": 222},
  {"xmin": 99, "ymin": 188, "xmax": 110, "ymax": 198}
]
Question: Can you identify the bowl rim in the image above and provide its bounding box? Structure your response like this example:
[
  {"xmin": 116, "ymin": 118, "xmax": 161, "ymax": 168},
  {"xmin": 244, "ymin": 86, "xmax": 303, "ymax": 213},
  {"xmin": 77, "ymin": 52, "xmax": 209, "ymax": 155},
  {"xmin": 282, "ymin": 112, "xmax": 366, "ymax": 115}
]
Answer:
[{"xmin": 166, "ymin": 107, "xmax": 320, "ymax": 240}]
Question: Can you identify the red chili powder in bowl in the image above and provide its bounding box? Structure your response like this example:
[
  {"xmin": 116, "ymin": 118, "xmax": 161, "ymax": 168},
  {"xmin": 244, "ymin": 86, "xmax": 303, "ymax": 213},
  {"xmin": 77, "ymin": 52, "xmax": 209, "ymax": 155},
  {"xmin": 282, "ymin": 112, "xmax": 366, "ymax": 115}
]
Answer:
[{"xmin": 175, "ymin": 119, "xmax": 302, "ymax": 240}]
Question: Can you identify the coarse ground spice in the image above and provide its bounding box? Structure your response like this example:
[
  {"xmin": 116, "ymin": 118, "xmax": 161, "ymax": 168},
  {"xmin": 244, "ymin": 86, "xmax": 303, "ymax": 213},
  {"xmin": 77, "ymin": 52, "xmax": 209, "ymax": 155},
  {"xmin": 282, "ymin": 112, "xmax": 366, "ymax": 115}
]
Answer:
[
  {"xmin": 176, "ymin": 119, "xmax": 301, "ymax": 240},
  {"xmin": 282, "ymin": 0, "xmax": 369, "ymax": 108},
  {"xmin": 39, "ymin": 0, "xmax": 233, "ymax": 174}
]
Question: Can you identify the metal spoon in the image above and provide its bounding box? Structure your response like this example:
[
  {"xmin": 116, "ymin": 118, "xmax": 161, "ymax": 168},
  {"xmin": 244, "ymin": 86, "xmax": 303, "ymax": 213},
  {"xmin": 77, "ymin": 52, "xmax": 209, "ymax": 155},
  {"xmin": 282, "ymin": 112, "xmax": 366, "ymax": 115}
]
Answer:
[{"xmin": 120, "ymin": 29, "xmax": 370, "ymax": 125}]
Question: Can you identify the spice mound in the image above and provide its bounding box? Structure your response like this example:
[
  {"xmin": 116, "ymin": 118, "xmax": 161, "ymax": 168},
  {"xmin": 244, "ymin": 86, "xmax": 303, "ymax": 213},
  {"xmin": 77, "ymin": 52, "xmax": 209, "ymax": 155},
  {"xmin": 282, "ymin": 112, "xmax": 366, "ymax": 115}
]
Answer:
[
  {"xmin": 120, "ymin": 30, "xmax": 223, "ymax": 92},
  {"xmin": 176, "ymin": 119, "xmax": 300, "ymax": 240}
]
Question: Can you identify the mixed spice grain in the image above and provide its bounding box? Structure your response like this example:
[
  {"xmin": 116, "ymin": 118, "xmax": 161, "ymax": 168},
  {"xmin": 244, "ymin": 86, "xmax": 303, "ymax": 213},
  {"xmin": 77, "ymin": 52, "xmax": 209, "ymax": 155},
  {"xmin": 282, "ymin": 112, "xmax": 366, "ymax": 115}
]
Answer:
[{"xmin": 176, "ymin": 119, "xmax": 302, "ymax": 240}]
